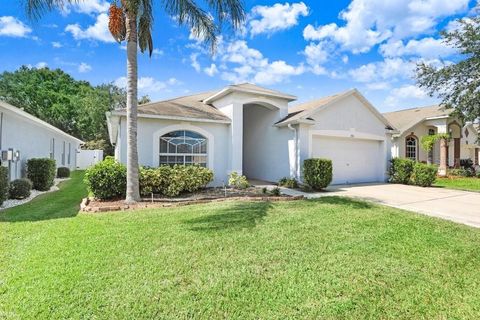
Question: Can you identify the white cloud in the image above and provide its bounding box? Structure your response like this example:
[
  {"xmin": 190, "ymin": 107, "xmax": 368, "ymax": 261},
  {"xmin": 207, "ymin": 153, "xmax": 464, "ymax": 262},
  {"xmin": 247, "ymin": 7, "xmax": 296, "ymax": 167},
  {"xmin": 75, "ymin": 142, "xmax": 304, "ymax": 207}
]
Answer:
[
  {"xmin": 152, "ymin": 49, "xmax": 163, "ymax": 56},
  {"xmin": 51, "ymin": 41, "xmax": 63, "ymax": 48},
  {"xmin": 65, "ymin": 13, "xmax": 115, "ymax": 43},
  {"xmin": 303, "ymin": 42, "xmax": 329, "ymax": 75},
  {"xmin": 35, "ymin": 62, "xmax": 48, "ymax": 69},
  {"xmin": 348, "ymin": 58, "xmax": 415, "ymax": 83},
  {"xmin": 114, "ymin": 76, "xmax": 181, "ymax": 93},
  {"xmin": 384, "ymin": 84, "xmax": 429, "ymax": 107},
  {"xmin": 0, "ymin": 16, "xmax": 32, "ymax": 38},
  {"xmin": 253, "ymin": 60, "xmax": 305, "ymax": 85},
  {"xmin": 249, "ymin": 2, "xmax": 309, "ymax": 36},
  {"xmin": 63, "ymin": 0, "xmax": 109, "ymax": 15},
  {"xmin": 190, "ymin": 53, "xmax": 201, "ymax": 72},
  {"xmin": 303, "ymin": 0, "xmax": 469, "ymax": 54},
  {"xmin": 204, "ymin": 64, "xmax": 219, "ymax": 77},
  {"xmin": 217, "ymin": 40, "xmax": 304, "ymax": 85},
  {"xmin": 78, "ymin": 62, "xmax": 92, "ymax": 73},
  {"xmin": 380, "ymin": 37, "xmax": 456, "ymax": 58}
]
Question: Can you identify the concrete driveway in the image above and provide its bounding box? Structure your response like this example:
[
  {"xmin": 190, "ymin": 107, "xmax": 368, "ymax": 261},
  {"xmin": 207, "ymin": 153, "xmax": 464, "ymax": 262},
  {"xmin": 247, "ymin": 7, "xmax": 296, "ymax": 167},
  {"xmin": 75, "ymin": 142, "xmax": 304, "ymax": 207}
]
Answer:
[{"xmin": 281, "ymin": 183, "xmax": 480, "ymax": 228}]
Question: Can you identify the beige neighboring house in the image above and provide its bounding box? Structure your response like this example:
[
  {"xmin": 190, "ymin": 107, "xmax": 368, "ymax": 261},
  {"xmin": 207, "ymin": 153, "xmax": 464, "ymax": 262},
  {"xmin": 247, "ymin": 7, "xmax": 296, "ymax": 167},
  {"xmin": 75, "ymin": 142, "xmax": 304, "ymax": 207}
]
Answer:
[{"xmin": 384, "ymin": 105, "xmax": 480, "ymax": 172}]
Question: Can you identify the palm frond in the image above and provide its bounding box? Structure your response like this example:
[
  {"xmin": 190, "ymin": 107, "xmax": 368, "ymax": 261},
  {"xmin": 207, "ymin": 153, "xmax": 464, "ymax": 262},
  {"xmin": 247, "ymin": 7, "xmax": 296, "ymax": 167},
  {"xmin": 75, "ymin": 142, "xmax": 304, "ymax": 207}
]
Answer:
[
  {"xmin": 205, "ymin": 0, "xmax": 245, "ymax": 29},
  {"xmin": 163, "ymin": 0, "xmax": 220, "ymax": 52},
  {"xmin": 138, "ymin": 0, "xmax": 154, "ymax": 56},
  {"xmin": 24, "ymin": 0, "xmax": 78, "ymax": 20}
]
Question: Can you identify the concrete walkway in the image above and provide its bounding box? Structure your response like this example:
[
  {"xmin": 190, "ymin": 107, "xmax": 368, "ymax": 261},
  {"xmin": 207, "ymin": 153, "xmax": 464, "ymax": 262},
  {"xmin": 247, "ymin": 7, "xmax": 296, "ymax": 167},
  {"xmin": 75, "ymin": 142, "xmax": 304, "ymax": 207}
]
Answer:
[{"xmin": 276, "ymin": 183, "xmax": 480, "ymax": 228}]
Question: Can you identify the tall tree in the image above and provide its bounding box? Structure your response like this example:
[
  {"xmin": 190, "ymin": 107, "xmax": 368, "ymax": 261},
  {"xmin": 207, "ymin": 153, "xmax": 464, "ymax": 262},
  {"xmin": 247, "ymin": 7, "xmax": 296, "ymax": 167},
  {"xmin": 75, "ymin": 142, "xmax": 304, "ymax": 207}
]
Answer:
[
  {"xmin": 416, "ymin": 16, "xmax": 480, "ymax": 125},
  {"xmin": 24, "ymin": 0, "xmax": 245, "ymax": 203}
]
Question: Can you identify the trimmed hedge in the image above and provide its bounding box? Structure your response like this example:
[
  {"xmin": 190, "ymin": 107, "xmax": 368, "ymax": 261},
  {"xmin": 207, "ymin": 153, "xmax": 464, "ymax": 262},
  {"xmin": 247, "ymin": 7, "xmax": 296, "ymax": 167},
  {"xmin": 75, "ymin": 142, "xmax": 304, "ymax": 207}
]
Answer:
[
  {"xmin": 140, "ymin": 165, "xmax": 214, "ymax": 197},
  {"xmin": 0, "ymin": 166, "xmax": 8, "ymax": 206},
  {"xmin": 389, "ymin": 158, "xmax": 415, "ymax": 184},
  {"xmin": 85, "ymin": 157, "xmax": 214, "ymax": 200},
  {"xmin": 27, "ymin": 158, "xmax": 56, "ymax": 191},
  {"xmin": 84, "ymin": 157, "xmax": 127, "ymax": 200},
  {"xmin": 411, "ymin": 162, "xmax": 437, "ymax": 187},
  {"xmin": 57, "ymin": 167, "xmax": 71, "ymax": 178},
  {"xmin": 9, "ymin": 178, "xmax": 32, "ymax": 199},
  {"xmin": 303, "ymin": 158, "xmax": 332, "ymax": 190}
]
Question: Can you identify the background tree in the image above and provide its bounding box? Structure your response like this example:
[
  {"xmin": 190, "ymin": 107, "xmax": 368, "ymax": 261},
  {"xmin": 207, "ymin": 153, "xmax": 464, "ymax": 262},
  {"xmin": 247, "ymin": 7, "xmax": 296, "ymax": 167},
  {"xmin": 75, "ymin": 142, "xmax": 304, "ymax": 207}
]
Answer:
[
  {"xmin": 0, "ymin": 67, "xmax": 124, "ymax": 155},
  {"xmin": 138, "ymin": 95, "xmax": 151, "ymax": 105},
  {"xmin": 416, "ymin": 16, "xmax": 480, "ymax": 125},
  {"xmin": 24, "ymin": 0, "xmax": 245, "ymax": 203}
]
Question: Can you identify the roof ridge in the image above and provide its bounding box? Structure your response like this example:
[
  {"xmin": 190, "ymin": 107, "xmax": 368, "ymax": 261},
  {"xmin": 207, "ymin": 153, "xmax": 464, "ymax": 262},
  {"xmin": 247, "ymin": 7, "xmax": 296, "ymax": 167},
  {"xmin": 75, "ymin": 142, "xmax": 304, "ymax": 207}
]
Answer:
[
  {"xmin": 383, "ymin": 104, "xmax": 441, "ymax": 114},
  {"xmin": 139, "ymin": 89, "xmax": 221, "ymax": 107}
]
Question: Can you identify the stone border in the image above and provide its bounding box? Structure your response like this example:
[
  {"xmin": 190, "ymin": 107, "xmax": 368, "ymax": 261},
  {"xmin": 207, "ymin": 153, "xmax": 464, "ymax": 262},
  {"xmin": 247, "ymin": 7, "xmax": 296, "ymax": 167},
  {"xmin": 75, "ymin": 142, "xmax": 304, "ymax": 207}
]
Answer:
[
  {"xmin": 81, "ymin": 195, "xmax": 304, "ymax": 213},
  {"xmin": 0, "ymin": 178, "xmax": 70, "ymax": 210}
]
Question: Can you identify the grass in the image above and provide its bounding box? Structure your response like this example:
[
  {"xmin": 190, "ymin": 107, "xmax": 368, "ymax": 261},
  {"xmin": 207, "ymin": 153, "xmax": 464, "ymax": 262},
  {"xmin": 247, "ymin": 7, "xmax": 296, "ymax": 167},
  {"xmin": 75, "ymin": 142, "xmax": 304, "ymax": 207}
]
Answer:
[
  {"xmin": 434, "ymin": 176, "xmax": 480, "ymax": 192},
  {"xmin": 2, "ymin": 172, "xmax": 480, "ymax": 318}
]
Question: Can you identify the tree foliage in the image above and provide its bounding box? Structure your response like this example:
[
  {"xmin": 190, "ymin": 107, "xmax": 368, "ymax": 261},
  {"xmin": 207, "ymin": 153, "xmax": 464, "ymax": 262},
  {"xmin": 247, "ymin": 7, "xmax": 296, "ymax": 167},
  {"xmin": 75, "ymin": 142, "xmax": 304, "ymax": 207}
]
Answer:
[
  {"xmin": 416, "ymin": 16, "xmax": 480, "ymax": 124},
  {"xmin": 0, "ymin": 66, "xmax": 125, "ymax": 154}
]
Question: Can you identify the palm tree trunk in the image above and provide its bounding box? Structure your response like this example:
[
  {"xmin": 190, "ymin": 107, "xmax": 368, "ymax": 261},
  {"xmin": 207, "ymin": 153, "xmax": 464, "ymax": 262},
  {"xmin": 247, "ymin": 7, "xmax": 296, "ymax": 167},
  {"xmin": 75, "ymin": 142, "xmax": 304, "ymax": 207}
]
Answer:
[{"xmin": 125, "ymin": 10, "xmax": 141, "ymax": 203}]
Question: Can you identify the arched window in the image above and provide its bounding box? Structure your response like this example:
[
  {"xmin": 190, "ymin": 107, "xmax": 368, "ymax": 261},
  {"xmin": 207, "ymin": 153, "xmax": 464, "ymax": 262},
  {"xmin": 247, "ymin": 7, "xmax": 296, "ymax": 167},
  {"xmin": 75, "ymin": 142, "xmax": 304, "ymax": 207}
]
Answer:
[
  {"xmin": 159, "ymin": 130, "xmax": 207, "ymax": 167},
  {"xmin": 405, "ymin": 135, "xmax": 417, "ymax": 161}
]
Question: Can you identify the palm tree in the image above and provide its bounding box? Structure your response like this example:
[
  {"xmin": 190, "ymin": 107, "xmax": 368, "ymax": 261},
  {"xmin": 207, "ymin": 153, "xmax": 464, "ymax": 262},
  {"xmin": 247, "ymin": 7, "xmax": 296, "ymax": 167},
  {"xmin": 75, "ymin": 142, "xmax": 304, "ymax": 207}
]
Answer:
[{"xmin": 24, "ymin": 0, "xmax": 245, "ymax": 203}]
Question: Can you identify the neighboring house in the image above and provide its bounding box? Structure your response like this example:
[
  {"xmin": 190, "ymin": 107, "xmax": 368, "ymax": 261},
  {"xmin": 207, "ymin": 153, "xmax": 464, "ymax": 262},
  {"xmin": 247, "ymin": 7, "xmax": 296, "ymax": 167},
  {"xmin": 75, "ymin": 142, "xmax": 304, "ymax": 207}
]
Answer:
[
  {"xmin": 107, "ymin": 83, "xmax": 394, "ymax": 185},
  {"xmin": 0, "ymin": 100, "xmax": 84, "ymax": 181},
  {"xmin": 384, "ymin": 105, "xmax": 480, "ymax": 172}
]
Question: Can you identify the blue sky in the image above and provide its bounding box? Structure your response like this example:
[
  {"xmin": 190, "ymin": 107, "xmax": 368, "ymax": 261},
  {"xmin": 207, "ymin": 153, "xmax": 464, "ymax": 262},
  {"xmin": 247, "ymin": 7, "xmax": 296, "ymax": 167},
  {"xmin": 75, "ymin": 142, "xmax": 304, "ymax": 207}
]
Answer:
[{"xmin": 0, "ymin": 0, "xmax": 477, "ymax": 112}]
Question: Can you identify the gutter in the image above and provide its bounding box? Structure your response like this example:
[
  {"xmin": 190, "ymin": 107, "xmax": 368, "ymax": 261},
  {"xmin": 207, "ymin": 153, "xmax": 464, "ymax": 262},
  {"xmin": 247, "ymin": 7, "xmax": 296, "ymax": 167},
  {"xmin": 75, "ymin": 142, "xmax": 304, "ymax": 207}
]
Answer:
[{"xmin": 287, "ymin": 124, "xmax": 299, "ymax": 180}]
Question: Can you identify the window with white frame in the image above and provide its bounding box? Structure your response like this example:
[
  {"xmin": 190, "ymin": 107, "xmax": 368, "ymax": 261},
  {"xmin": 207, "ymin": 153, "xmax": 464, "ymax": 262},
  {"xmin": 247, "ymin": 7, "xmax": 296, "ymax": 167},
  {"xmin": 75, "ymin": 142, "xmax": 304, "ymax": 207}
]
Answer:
[
  {"xmin": 405, "ymin": 136, "xmax": 417, "ymax": 161},
  {"xmin": 159, "ymin": 130, "xmax": 207, "ymax": 167},
  {"xmin": 62, "ymin": 141, "xmax": 66, "ymax": 165}
]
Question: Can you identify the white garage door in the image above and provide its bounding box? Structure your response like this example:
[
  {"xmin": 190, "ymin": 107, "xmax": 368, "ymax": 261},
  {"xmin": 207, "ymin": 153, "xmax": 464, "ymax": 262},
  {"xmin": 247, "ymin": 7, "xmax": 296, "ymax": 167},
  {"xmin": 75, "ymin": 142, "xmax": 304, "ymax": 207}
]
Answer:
[{"xmin": 311, "ymin": 136, "xmax": 383, "ymax": 185}]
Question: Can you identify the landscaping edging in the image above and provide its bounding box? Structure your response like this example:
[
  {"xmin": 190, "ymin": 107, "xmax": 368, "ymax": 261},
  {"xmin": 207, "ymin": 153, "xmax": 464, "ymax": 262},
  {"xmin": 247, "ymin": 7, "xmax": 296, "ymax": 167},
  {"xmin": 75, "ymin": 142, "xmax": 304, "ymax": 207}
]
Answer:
[
  {"xmin": 81, "ymin": 195, "xmax": 305, "ymax": 213},
  {"xmin": 0, "ymin": 178, "xmax": 70, "ymax": 210}
]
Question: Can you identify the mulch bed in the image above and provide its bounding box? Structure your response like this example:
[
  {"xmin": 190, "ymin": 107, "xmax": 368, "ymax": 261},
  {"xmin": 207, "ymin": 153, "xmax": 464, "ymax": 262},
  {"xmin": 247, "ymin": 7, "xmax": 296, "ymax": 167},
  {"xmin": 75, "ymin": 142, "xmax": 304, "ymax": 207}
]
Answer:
[{"xmin": 81, "ymin": 187, "xmax": 304, "ymax": 213}]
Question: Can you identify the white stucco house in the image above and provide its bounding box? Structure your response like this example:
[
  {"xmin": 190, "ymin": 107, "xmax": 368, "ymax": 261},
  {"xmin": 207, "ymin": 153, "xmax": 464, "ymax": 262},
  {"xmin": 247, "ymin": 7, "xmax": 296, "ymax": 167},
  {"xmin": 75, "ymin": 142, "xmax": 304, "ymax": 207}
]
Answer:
[
  {"xmin": 107, "ymin": 83, "xmax": 395, "ymax": 186},
  {"xmin": 0, "ymin": 100, "xmax": 84, "ymax": 181},
  {"xmin": 384, "ymin": 105, "xmax": 480, "ymax": 171}
]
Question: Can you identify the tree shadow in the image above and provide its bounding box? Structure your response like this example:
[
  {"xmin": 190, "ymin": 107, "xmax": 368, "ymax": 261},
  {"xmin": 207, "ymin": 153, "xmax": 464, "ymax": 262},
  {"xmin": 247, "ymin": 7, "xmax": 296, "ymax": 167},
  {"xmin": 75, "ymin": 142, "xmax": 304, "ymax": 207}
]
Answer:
[
  {"xmin": 184, "ymin": 201, "xmax": 272, "ymax": 232},
  {"xmin": 308, "ymin": 196, "xmax": 374, "ymax": 209}
]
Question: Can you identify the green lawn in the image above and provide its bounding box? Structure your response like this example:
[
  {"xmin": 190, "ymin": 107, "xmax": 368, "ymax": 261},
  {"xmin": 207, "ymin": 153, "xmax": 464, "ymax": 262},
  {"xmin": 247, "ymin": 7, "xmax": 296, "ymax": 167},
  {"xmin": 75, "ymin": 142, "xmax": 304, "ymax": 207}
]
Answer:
[
  {"xmin": 434, "ymin": 176, "xmax": 480, "ymax": 192},
  {"xmin": 2, "ymin": 172, "xmax": 480, "ymax": 319}
]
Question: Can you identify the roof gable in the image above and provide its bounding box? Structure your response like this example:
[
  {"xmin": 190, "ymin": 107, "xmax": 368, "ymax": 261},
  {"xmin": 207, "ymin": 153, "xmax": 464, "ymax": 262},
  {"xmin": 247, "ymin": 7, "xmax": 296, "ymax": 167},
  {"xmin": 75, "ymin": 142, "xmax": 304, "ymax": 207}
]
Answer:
[
  {"xmin": 276, "ymin": 89, "xmax": 393, "ymax": 129},
  {"xmin": 383, "ymin": 105, "xmax": 452, "ymax": 134}
]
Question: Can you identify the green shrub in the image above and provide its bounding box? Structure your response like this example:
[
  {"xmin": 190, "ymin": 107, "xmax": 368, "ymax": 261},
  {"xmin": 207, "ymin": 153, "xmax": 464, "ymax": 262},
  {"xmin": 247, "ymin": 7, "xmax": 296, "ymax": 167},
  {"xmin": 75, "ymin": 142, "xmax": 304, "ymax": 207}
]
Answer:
[
  {"xmin": 8, "ymin": 178, "xmax": 32, "ymax": 199},
  {"xmin": 278, "ymin": 177, "xmax": 298, "ymax": 188},
  {"xmin": 57, "ymin": 167, "xmax": 71, "ymax": 178},
  {"xmin": 84, "ymin": 157, "xmax": 127, "ymax": 200},
  {"xmin": 262, "ymin": 187, "xmax": 268, "ymax": 194},
  {"xmin": 303, "ymin": 158, "xmax": 332, "ymax": 190},
  {"xmin": 389, "ymin": 158, "xmax": 415, "ymax": 184},
  {"xmin": 140, "ymin": 165, "xmax": 213, "ymax": 197},
  {"xmin": 228, "ymin": 171, "xmax": 249, "ymax": 189},
  {"xmin": 449, "ymin": 168, "xmax": 474, "ymax": 177},
  {"xmin": 271, "ymin": 187, "xmax": 281, "ymax": 196},
  {"xmin": 27, "ymin": 158, "xmax": 56, "ymax": 191},
  {"xmin": 0, "ymin": 166, "xmax": 8, "ymax": 205},
  {"xmin": 411, "ymin": 162, "xmax": 438, "ymax": 187}
]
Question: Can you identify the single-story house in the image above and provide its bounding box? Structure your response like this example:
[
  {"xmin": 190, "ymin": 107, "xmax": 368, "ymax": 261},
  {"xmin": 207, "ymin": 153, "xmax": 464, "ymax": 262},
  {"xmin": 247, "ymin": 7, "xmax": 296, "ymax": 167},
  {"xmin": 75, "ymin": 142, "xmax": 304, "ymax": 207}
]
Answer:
[
  {"xmin": 384, "ymin": 105, "xmax": 480, "ymax": 173},
  {"xmin": 107, "ymin": 83, "xmax": 395, "ymax": 185},
  {"xmin": 0, "ymin": 100, "xmax": 84, "ymax": 180}
]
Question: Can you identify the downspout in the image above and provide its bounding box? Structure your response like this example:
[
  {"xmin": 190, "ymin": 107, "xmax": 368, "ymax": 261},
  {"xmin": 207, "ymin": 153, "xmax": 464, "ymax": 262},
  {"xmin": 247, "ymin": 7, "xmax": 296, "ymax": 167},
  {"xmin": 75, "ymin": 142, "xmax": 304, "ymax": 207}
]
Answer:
[{"xmin": 287, "ymin": 123, "xmax": 298, "ymax": 180}]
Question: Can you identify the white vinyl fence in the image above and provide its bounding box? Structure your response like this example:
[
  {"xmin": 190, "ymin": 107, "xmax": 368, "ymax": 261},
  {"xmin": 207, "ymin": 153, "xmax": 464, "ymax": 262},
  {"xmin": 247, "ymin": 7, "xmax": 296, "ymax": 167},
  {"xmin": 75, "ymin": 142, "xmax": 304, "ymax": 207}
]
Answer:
[{"xmin": 76, "ymin": 149, "xmax": 103, "ymax": 169}]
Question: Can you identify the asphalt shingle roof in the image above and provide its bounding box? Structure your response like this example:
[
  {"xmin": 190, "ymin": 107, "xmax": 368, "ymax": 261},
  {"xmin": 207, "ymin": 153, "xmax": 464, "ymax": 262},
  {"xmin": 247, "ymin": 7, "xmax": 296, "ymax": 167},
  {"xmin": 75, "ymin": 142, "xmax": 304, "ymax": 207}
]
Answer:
[{"xmin": 382, "ymin": 105, "xmax": 452, "ymax": 133}]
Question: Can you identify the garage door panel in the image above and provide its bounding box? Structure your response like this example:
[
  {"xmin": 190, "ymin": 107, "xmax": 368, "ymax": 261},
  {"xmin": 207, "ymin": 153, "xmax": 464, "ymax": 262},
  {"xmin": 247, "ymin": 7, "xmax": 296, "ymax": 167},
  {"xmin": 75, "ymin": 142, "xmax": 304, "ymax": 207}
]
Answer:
[{"xmin": 311, "ymin": 136, "xmax": 382, "ymax": 184}]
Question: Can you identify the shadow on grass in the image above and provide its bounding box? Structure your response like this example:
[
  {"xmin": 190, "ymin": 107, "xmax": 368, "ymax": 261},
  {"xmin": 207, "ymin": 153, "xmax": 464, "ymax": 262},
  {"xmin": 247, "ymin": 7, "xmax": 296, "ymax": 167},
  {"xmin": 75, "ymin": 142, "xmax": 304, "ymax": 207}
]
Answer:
[
  {"xmin": 0, "ymin": 171, "xmax": 87, "ymax": 223},
  {"xmin": 184, "ymin": 201, "xmax": 272, "ymax": 232},
  {"xmin": 308, "ymin": 196, "xmax": 374, "ymax": 209}
]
